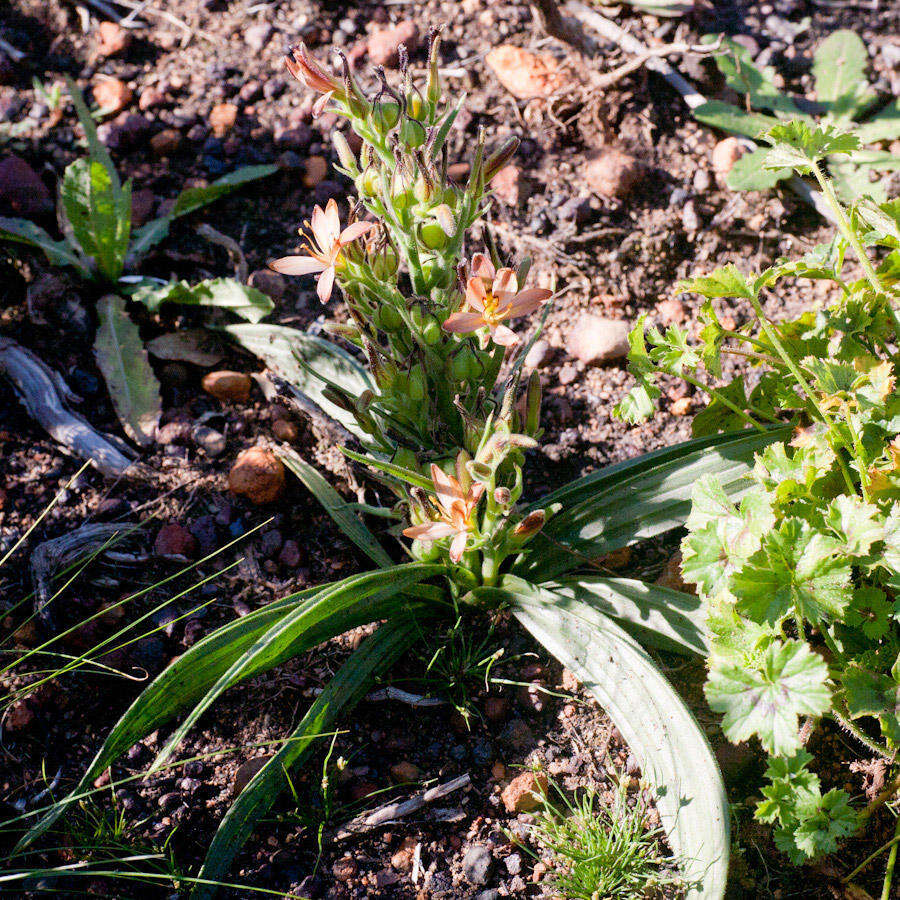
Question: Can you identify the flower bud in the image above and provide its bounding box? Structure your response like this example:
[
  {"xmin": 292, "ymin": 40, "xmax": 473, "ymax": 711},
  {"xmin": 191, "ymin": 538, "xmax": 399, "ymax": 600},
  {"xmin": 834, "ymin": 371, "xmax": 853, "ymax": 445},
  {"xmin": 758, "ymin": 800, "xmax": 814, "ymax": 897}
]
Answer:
[
  {"xmin": 400, "ymin": 115, "xmax": 427, "ymax": 149},
  {"xmin": 493, "ymin": 486, "xmax": 511, "ymax": 505},
  {"xmin": 372, "ymin": 99, "xmax": 400, "ymax": 134},
  {"xmin": 455, "ymin": 449, "xmax": 472, "ymax": 491},
  {"xmin": 371, "ymin": 246, "xmax": 399, "ymax": 282},
  {"xmin": 484, "ymin": 136, "xmax": 520, "ymax": 184},
  {"xmin": 426, "ymin": 28, "xmax": 442, "ymax": 107},
  {"xmin": 333, "ymin": 131, "xmax": 358, "ymax": 175},
  {"xmin": 513, "ymin": 509, "xmax": 545, "ymax": 538},
  {"xmin": 420, "ymin": 221, "xmax": 448, "ymax": 250},
  {"xmin": 525, "ymin": 370, "xmax": 541, "ymax": 435}
]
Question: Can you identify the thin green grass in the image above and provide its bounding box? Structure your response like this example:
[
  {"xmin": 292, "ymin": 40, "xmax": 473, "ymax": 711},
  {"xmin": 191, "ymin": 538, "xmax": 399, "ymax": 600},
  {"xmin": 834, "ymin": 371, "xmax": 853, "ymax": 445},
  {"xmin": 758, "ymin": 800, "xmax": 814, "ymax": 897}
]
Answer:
[{"xmin": 526, "ymin": 775, "xmax": 684, "ymax": 899}]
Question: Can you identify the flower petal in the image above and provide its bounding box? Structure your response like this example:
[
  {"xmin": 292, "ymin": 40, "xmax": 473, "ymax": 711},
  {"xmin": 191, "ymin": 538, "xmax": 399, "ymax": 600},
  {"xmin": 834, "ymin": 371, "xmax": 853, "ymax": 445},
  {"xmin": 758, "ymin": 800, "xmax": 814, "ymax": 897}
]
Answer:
[
  {"xmin": 493, "ymin": 267, "xmax": 518, "ymax": 300},
  {"xmin": 403, "ymin": 522, "xmax": 457, "ymax": 541},
  {"xmin": 431, "ymin": 463, "xmax": 464, "ymax": 515},
  {"xmin": 470, "ymin": 253, "xmax": 495, "ymax": 282},
  {"xmin": 269, "ymin": 255, "xmax": 327, "ymax": 276},
  {"xmin": 491, "ymin": 324, "xmax": 520, "ymax": 347},
  {"xmin": 449, "ymin": 530, "xmax": 468, "ymax": 563},
  {"xmin": 465, "ymin": 277, "xmax": 487, "ymax": 312},
  {"xmin": 316, "ymin": 265, "xmax": 336, "ymax": 303},
  {"xmin": 338, "ymin": 220, "xmax": 375, "ymax": 244},
  {"xmin": 323, "ymin": 198, "xmax": 341, "ymax": 243},
  {"xmin": 443, "ymin": 311, "xmax": 486, "ymax": 333},
  {"xmin": 508, "ymin": 287, "xmax": 552, "ymax": 318},
  {"xmin": 312, "ymin": 91, "xmax": 334, "ymax": 118}
]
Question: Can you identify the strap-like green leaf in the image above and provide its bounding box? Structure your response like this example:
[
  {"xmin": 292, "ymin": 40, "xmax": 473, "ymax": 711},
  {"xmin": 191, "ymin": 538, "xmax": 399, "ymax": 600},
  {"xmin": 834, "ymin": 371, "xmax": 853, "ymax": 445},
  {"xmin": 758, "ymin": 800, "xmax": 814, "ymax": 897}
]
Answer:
[
  {"xmin": 149, "ymin": 563, "xmax": 442, "ymax": 774},
  {"xmin": 279, "ymin": 447, "xmax": 393, "ymax": 568},
  {"xmin": 125, "ymin": 278, "xmax": 274, "ymax": 323},
  {"xmin": 224, "ymin": 323, "xmax": 372, "ymax": 439},
  {"xmin": 14, "ymin": 583, "xmax": 324, "ymax": 851},
  {"xmin": 170, "ymin": 165, "xmax": 277, "ymax": 219},
  {"xmin": 692, "ymin": 100, "xmax": 781, "ymax": 139},
  {"xmin": 548, "ymin": 575, "xmax": 708, "ymax": 656},
  {"xmin": 192, "ymin": 616, "xmax": 421, "ymax": 898},
  {"xmin": 0, "ymin": 217, "xmax": 89, "ymax": 274},
  {"xmin": 94, "ymin": 294, "xmax": 161, "ymax": 446},
  {"xmin": 341, "ymin": 447, "xmax": 433, "ymax": 490},
  {"xmin": 517, "ymin": 428, "xmax": 788, "ymax": 582},
  {"xmin": 508, "ymin": 580, "xmax": 729, "ymax": 900}
]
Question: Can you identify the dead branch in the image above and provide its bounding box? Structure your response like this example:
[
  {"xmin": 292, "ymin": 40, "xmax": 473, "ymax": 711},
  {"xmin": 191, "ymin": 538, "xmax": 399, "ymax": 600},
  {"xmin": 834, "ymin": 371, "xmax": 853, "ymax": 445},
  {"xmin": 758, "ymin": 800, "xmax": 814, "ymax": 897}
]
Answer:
[{"xmin": 530, "ymin": 0, "xmax": 596, "ymax": 54}]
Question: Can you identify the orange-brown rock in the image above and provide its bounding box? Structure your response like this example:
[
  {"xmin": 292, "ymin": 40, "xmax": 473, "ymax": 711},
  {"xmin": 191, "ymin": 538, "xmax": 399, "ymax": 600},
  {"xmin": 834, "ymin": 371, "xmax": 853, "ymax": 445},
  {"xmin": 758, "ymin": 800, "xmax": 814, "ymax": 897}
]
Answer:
[{"xmin": 228, "ymin": 447, "xmax": 285, "ymax": 504}]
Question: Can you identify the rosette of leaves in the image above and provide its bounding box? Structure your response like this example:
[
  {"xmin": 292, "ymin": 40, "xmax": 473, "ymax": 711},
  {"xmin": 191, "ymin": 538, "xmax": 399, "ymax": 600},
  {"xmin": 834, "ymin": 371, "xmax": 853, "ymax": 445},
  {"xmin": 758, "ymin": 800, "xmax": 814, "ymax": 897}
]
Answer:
[
  {"xmin": 694, "ymin": 31, "xmax": 900, "ymax": 201},
  {"xmin": 14, "ymin": 39, "xmax": 794, "ymax": 900},
  {"xmin": 0, "ymin": 80, "xmax": 276, "ymax": 446},
  {"xmin": 617, "ymin": 120, "xmax": 900, "ymax": 871}
]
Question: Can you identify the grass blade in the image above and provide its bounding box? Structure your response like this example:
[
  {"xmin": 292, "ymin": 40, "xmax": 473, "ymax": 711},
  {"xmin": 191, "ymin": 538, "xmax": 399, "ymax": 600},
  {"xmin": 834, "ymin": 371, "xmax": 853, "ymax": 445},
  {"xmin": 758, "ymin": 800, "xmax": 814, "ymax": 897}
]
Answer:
[{"xmin": 192, "ymin": 616, "xmax": 422, "ymax": 898}]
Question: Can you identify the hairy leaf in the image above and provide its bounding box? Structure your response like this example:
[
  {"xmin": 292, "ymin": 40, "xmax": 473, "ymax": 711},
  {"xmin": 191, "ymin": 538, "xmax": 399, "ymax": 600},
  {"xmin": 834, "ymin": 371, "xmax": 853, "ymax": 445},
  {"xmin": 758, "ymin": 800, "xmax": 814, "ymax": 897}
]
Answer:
[
  {"xmin": 94, "ymin": 294, "xmax": 161, "ymax": 446},
  {"xmin": 763, "ymin": 122, "xmax": 860, "ymax": 173}
]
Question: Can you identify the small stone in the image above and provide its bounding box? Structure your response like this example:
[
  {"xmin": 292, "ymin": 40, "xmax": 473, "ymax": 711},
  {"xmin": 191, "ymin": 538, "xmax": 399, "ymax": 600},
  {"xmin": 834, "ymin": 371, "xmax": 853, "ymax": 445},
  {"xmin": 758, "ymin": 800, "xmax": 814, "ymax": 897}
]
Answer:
[
  {"xmin": 462, "ymin": 843, "xmax": 494, "ymax": 885},
  {"xmin": 583, "ymin": 149, "xmax": 643, "ymax": 198},
  {"xmin": 131, "ymin": 188, "xmax": 157, "ymax": 227},
  {"xmin": 278, "ymin": 539, "xmax": 302, "ymax": 567},
  {"xmin": 202, "ymin": 370, "xmax": 253, "ymax": 402},
  {"xmin": 138, "ymin": 86, "xmax": 165, "ymax": 111},
  {"xmin": 558, "ymin": 364, "xmax": 577, "ymax": 385},
  {"xmin": 671, "ymin": 397, "xmax": 692, "ymax": 416},
  {"xmin": 96, "ymin": 21, "xmax": 131, "ymax": 58},
  {"xmin": 244, "ymin": 23, "xmax": 274, "ymax": 52},
  {"xmin": 486, "ymin": 45, "xmax": 570, "ymax": 99},
  {"xmin": 0, "ymin": 155, "xmax": 51, "ymax": 218},
  {"xmin": 332, "ymin": 856, "xmax": 357, "ymax": 882},
  {"xmin": 158, "ymin": 791, "xmax": 182, "ymax": 811},
  {"xmin": 209, "ymin": 102, "xmax": 238, "ymax": 138},
  {"xmin": 491, "ymin": 164, "xmax": 523, "ymax": 206},
  {"xmin": 693, "ymin": 168, "xmax": 712, "ymax": 193},
  {"xmin": 156, "ymin": 418, "xmax": 191, "ymax": 445},
  {"xmin": 233, "ymin": 755, "xmax": 271, "ymax": 795},
  {"xmin": 657, "ymin": 297, "xmax": 686, "ymax": 325},
  {"xmin": 248, "ymin": 268, "xmax": 286, "ymax": 301},
  {"xmin": 272, "ymin": 418, "xmax": 298, "ymax": 442},
  {"xmin": 561, "ymin": 668, "xmax": 579, "ymax": 692},
  {"xmin": 390, "ymin": 760, "xmax": 420, "ymax": 782},
  {"xmin": 485, "ymin": 696, "xmax": 508, "ymax": 722},
  {"xmin": 154, "ymin": 523, "xmax": 198, "ymax": 558},
  {"xmin": 682, "ymin": 199, "xmax": 700, "ymax": 233},
  {"xmin": 302, "ymin": 155, "xmax": 329, "ymax": 188},
  {"xmin": 228, "ymin": 447, "xmax": 286, "ymax": 504},
  {"xmin": 501, "ymin": 771, "xmax": 548, "ymax": 813},
  {"xmin": 524, "ymin": 339, "xmax": 550, "ymax": 369},
  {"xmin": 5, "ymin": 699, "xmax": 34, "ymax": 732},
  {"xmin": 391, "ymin": 836, "xmax": 418, "ymax": 870},
  {"xmin": 150, "ymin": 128, "xmax": 182, "ymax": 156},
  {"xmin": 567, "ymin": 315, "xmax": 629, "ymax": 365},
  {"xmin": 93, "ymin": 77, "xmax": 132, "ymax": 114},
  {"xmin": 367, "ymin": 20, "xmax": 419, "ymax": 67},
  {"xmin": 712, "ymin": 137, "xmax": 745, "ymax": 177},
  {"xmin": 97, "ymin": 112, "xmax": 150, "ymax": 151},
  {"xmin": 504, "ymin": 853, "xmax": 522, "ymax": 875},
  {"xmin": 193, "ymin": 425, "xmax": 227, "ymax": 457}
]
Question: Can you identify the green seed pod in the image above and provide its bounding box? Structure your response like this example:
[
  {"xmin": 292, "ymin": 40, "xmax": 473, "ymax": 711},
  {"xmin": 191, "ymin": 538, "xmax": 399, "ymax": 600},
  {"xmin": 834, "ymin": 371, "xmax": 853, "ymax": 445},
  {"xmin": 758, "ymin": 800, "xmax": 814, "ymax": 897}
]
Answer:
[
  {"xmin": 408, "ymin": 364, "xmax": 426, "ymax": 401},
  {"xmin": 371, "ymin": 246, "xmax": 399, "ymax": 281},
  {"xmin": 410, "ymin": 538, "xmax": 441, "ymax": 562},
  {"xmin": 371, "ymin": 99, "xmax": 400, "ymax": 134},
  {"xmin": 375, "ymin": 304, "xmax": 403, "ymax": 332},
  {"xmin": 333, "ymin": 131, "xmax": 358, "ymax": 175},
  {"xmin": 357, "ymin": 168, "xmax": 381, "ymax": 198},
  {"xmin": 451, "ymin": 345, "xmax": 476, "ymax": 382},
  {"xmin": 525, "ymin": 369, "xmax": 542, "ymax": 435},
  {"xmin": 399, "ymin": 115, "xmax": 427, "ymax": 149},
  {"xmin": 422, "ymin": 318, "xmax": 442, "ymax": 345},
  {"xmin": 420, "ymin": 221, "xmax": 448, "ymax": 250}
]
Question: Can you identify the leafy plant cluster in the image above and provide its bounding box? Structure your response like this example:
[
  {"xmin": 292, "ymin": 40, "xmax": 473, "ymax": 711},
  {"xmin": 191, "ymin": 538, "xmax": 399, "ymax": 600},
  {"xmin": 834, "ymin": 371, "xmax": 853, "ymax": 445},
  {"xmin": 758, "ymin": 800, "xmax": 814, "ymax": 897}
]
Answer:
[
  {"xmin": 618, "ymin": 121, "xmax": 900, "ymax": 866},
  {"xmin": 0, "ymin": 79, "xmax": 275, "ymax": 445},
  {"xmin": 13, "ymin": 30, "xmax": 787, "ymax": 899},
  {"xmin": 694, "ymin": 30, "xmax": 900, "ymax": 200}
]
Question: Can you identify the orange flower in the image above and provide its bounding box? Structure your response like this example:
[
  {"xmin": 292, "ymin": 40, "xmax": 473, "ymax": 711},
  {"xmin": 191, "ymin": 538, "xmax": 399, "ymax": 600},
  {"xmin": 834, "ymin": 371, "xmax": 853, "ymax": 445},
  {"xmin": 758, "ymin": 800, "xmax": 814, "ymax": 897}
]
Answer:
[
  {"xmin": 443, "ymin": 253, "xmax": 551, "ymax": 347},
  {"xmin": 270, "ymin": 199, "xmax": 374, "ymax": 303},
  {"xmin": 285, "ymin": 43, "xmax": 343, "ymax": 116},
  {"xmin": 403, "ymin": 464, "xmax": 484, "ymax": 563}
]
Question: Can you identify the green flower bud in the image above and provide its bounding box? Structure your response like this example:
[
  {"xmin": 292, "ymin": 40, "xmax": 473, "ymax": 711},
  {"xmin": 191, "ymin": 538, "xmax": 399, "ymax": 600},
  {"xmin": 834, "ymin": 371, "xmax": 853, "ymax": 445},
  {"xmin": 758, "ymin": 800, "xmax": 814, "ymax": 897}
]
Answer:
[
  {"xmin": 375, "ymin": 304, "xmax": 403, "ymax": 332},
  {"xmin": 371, "ymin": 246, "xmax": 399, "ymax": 281},
  {"xmin": 372, "ymin": 100, "xmax": 400, "ymax": 134},
  {"xmin": 399, "ymin": 115, "xmax": 426, "ymax": 149},
  {"xmin": 333, "ymin": 131, "xmax": 358, "ymax": 175},
  {"xmin": 451, "ymin": 345, "xmax": 476, "ymax": 382},
  {"xmin": 420, "ymin": 221, "xmax": 448, "ymax": 250},
  {"xmin": 422, "ymin": 318, "xmax": 442, "ymax": 345},
  {"xmin": 410, "ymin": 539, "xmax": 440, "ymax": 562},
  {"xmin": 525, "ymin": 369, "xmax": 542, "ymax": 435},
  {"xmin": 357, "ymin": 168, "xmax": 381, "ymax": 198}
]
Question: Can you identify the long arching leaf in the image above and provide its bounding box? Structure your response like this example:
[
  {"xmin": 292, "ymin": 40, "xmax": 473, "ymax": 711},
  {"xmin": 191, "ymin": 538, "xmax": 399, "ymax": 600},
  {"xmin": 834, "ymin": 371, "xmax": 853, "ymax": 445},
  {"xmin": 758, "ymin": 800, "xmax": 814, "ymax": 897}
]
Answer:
[
  {"xmin": 507, "ymin": 578, "xmax": 729, "ymax": 899},
  {"xmin": 15, "ymin": 583, "xmax": 326, "ymax": 850},
  {"xmin": 279, "ymin": 447, "xmax": 393, "ymax": 568},
  {"xmin": 515, "ymin": 427, "xmax": 788, "ymax": 582},
  {"xmin": 192, "ymin": 616, "xmax": 421, "ymax": 899},
  {"xmin": 149, "ymin": 563, "xmax": 442, "ymax": 773}
]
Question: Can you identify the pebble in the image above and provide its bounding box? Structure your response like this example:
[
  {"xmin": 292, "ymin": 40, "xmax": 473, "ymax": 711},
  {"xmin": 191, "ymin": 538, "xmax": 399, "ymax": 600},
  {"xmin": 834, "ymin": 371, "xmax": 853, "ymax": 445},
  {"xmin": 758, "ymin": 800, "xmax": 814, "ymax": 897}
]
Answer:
[
  {"xmin": 97, "ymin": 113, "xmax": 150, "ymax": 151},
  {"xmin": 583, "ymin": 149, "xmax": 644, "ymax": 198},
  {"xmin": 93, "ymin": 77, "xmax": 133, "ymax": 114},
  {"xmin": 302, "ymin": 155, "xmax": 329, "ymax": 188},
  {"xmin": 272, "ymin": 418, "xmax": 298, "ymax": 442},
  {"xmin": 391, "ymin": 836, "xmax": 418, "ymax": 871},
  {"xmin": 682, "ymin": 199, "xmax": 700, "ymax": 233},
  {"xmin": 566, "ymin": 315, "xmax": 629, "ymax": 365},
  {"xmin": 233, "ymin": 755, "xmax": 271, "ymax": 795},
  {"xmin": 138, "ymin": 86, "xmax": 165, "ymax": 111},
  {"xmin": 158, "ymin": 791, "xmax": 182, "ymax": 811},
  {"xmin": 693, "ymin": 168, "xmax": 712, "ymax": 193},
  {"xmin": 202, "ymin": 370, "xmax": 253, "ymax": 402},
  {"xmin": 504, "ymin": 853, "xmax": 522, "ymax": 875},
  {"xmin": 209, "ymin": 102, "xmax": 238, "ymax": 138},
  {"xmin": 5, "ymin": 699, "xmax": 34, "ymax": 731},
  {"xmin": 485, "ymin": 45, "xmax": 570, "ymax": 99},
  {"xmin": 462, "ymin": 843, "xmax": 494, "ymax": 885},
  {"xmin": 244, "ymin": 23, "xmax": 274, "ymax": 52},
  {"xmin": 131, "ymin": 188, "xmax": 157, "ymax": 227},
  {"xmin": 332, "ymin": 856, "xmax": 358, "ymax": 882},
  {"xmin": 154, "ymin": 523, "xmax": 198, "ymax": 558},
  {"xmin": 0, "ymin": 155, "xmax": 52, "ymax": 218},
  {"xmin": 558, "ymin": 363, "xmax": 577, "ymax": 385},
  {"xmin": 367, "ymin": 20, "xmax": 419, "ymax": 67},
  {"xmin": 712, "ymin": 137, "xmax": 745, "ymax": 177},
  {"xmin": 193, "ymin": 424, "xmax": 227, "ymax": 457},
  {"xmin": 248, "ymin": 268, "xmax": 286, "ymax": 301},
  {"xmin": 96, "ymin": 21, "xmax": 131, "ymax": 58},
  {"xmin": 189, "ymin": 515, "xmax": 218, "ymax": 553},
  {"xmin": 523, "ymin": 339, "xmax": 550, "ymax": 369},
  {"xmin": 150, "ymin": 128, "xmax": 182, "ymax": 157},
  {"xmin": 656, "ymin": 297, "xmax": 686, "ymax": 325},
  {"xmin": 490, "ymin": 164, "xmax": 523, "ymax": 206},
  {"xmin": 671, "ymin": 397, "xmax": 692, "ymax": 416},
  {"xmin": 390, "ymin": 761, "xmax": 420, "ymax": 782},
  {"xmin": 278, "ymin": 539, "xmax": 302, "ymax": 567},
  {"xmin": 156, "ymin": 418, "xmax": 192, "ymax": 445},
  {"xmin": 501, "ymin": 771, "xmax": 548, "ymax": 813},
  {"xmin": 228, "ymin": 447, "xmax": 286, "ymax": 504}
]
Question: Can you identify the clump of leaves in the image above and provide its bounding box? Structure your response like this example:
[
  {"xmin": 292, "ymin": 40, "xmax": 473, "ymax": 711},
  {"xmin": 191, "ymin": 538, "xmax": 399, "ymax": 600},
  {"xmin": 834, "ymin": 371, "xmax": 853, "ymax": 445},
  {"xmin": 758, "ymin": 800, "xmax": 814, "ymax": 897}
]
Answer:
[
  {"xmin": 617, "ymin": 120, "xmax": 900, "ymax": 869},
  {"xmin": 0, "ymin": 79, "xmax": 276, "ymax": 445},
  {"xmin": 694, "ymin": 31, "xmax": 900, "ymax": 201},
  {"xmin": 526, "ymin": 775, "xmax": 684, "ymax": 899}
]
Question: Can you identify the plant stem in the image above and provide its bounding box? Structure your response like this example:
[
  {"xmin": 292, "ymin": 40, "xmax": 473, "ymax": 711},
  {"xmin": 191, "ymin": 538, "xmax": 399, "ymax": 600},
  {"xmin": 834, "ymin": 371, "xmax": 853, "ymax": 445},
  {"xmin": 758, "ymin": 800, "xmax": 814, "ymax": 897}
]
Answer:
[
  {"xmin": 680, "ymin": 372, "xmax": 766, "ymax": 433},
  {"xmin": 882, "ymin": 815, "xmax": 900, "ymax": 900},
  {"xmin": 842, "ymin": 825, "xmax": 900, "ymax": 883},
  {"xmin": 832, "ymin": 707, "xmax": 893, "ymax": 760}
]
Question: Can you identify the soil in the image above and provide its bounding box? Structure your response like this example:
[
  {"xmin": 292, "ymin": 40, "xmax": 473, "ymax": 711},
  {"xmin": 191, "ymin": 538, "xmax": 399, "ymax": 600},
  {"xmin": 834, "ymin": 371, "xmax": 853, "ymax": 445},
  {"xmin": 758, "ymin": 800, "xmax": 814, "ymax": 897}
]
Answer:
[{"xmin": 2, "ymin": 0, "xmax": 900, "ymax": 898}]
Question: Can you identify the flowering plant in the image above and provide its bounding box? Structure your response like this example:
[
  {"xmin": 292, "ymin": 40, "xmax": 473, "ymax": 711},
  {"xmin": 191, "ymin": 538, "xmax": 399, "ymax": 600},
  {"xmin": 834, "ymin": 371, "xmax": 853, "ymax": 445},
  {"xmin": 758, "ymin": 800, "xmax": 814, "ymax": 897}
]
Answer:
[{"xmin": 19, "ymin": 32, "xmax": 785, "ymax": 898}]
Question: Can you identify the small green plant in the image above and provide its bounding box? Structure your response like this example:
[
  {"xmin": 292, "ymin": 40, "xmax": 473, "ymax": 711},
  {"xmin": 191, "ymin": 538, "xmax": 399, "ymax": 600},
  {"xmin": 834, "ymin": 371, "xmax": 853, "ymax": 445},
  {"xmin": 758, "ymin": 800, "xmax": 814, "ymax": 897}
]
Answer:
[
  {"xmin": 16, "ymin": 32, "xmax": 792, "ymax": 898},
  {"xmin": 618, "ymin": 120, "xmax": 900, "ymax": 878},
  {"xmin": 527, "ymin": 775, "xmax": 683, "ymax": 899},
  {"xmin": 695, "ymin": 31, "xmax": 900, "ymax": 201},
  {"xmin": 0, "ymin": 79, "xmax": 275, "ymax": 445}
]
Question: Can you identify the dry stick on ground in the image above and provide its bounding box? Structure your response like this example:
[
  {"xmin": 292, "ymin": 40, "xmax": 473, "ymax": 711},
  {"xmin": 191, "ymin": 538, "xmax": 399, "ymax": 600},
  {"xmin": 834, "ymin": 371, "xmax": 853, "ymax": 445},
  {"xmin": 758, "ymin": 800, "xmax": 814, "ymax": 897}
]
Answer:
[
  {"xmin": 564, "ymin": 1, "xmax": 836, "ymax": 222},
  {"xmin": 334, "ymin": 774, "xmax": 471, "ymax": 840},
  {"xmin": 0, "ymin": 337, "xmax": 138, "ymax": 479},
  {"xmin": 0, "ymin": 36, "xmax": 26, "ymax": 62},
  {"xmin": 366, "ymin": 686, "xmax": 447, "ymax": 708},
  {"xmin": 530, "ymin": 0, "xmax": 597, "ymax": 54},
  {"xmin": 197, "ymin": 224, "xmax": 249, "ymax": 284}
]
